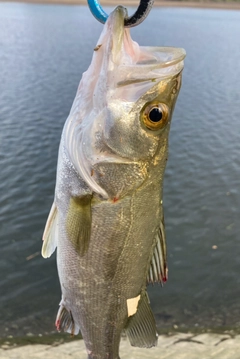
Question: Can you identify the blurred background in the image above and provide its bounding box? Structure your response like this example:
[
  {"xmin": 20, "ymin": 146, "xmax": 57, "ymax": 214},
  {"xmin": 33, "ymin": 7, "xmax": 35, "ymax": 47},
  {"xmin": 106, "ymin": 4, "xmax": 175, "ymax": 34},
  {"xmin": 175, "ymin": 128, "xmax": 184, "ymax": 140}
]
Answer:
[{"xmin": 0, "ymin": 1, "xmax": 240, "ymax": 340}]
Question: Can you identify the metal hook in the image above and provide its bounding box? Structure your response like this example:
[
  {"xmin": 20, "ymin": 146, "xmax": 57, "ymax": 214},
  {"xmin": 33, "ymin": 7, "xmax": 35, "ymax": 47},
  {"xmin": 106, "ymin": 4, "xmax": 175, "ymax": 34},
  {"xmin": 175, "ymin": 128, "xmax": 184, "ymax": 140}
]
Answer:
[{"xmin": 87, "ymin": 0, "xmax": 154, "ymax": 28}]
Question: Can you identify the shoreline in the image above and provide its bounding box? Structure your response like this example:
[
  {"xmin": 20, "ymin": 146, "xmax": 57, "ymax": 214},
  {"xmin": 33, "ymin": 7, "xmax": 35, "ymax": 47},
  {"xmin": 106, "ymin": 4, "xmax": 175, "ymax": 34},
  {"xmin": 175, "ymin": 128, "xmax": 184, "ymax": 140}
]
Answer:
[
  {"xmin": 1, "ymin": 332, "xmax": 240, "ymax": 359},
  {"xmin": 1, "ymin": 326, "xmax": 240, "ymax": 348},
  {"xmin": 1, "ymin": 0, "xmax": 240, "ymax": 10}
]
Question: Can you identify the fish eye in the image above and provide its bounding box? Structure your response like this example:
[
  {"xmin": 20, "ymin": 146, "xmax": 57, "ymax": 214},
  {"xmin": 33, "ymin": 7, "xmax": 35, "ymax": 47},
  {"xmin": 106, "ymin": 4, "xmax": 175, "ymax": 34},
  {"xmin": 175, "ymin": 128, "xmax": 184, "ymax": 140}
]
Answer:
[
  {"xmin": 142, "ymin": 103, "xmax": 169, "ymax": 131},
  {"xmin": 149, "ymin": 107, "xmax": 163, "ymax": 122}
]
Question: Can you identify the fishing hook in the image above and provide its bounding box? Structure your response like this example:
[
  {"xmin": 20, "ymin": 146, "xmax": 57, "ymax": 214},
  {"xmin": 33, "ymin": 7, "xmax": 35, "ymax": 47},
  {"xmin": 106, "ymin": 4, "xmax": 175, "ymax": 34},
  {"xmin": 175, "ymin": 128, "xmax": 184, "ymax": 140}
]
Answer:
[{"xmin": 87, "ymin": 0, "xmax": 154, "ymax": 28}]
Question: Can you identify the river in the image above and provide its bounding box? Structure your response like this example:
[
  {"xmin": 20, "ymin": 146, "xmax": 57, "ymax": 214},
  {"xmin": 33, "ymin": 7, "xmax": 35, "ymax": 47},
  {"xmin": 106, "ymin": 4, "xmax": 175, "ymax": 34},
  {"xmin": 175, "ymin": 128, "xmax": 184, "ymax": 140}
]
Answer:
[{"xmin": 0, "ymin": 2, "xmax": 240, "ymax": 338}]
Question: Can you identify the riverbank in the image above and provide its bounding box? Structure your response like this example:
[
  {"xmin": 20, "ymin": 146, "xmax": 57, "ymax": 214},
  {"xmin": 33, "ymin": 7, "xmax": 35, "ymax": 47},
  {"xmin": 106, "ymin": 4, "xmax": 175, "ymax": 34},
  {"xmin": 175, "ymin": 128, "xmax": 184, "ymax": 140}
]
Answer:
[
  {"xmin": 1, "ymin": 332, "xmax": 240, "ymax": 359},
  {"xmin": 1, "ymin": 0, "xmax": 240, "ymax": 10}
]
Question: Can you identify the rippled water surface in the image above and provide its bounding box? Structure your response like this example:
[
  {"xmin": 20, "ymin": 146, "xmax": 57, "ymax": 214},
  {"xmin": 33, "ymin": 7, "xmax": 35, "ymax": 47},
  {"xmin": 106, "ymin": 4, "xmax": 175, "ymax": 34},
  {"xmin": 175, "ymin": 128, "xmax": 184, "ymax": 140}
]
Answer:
[{"xmin": 0, "ymin": 3, "xmax": 240, "ymax": 338}]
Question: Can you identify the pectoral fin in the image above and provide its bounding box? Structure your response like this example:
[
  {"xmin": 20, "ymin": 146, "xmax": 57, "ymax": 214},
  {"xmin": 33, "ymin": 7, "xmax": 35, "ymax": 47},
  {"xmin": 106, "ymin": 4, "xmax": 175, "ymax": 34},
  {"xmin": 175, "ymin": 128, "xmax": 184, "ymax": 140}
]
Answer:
[
  {"xmin": 66, "ymin": 195, "xmax": 92, "ymax": 256},
  {"xmin": 125, "ymin": 291, "xmax": 158, "ymax": 348},
  {"xmin": 147, "ymin": 218, "xmax": 168, "ymax": 284},
  {"xmin": 42, "ymin": 202, "xmax": 58, "ymax": 258}
]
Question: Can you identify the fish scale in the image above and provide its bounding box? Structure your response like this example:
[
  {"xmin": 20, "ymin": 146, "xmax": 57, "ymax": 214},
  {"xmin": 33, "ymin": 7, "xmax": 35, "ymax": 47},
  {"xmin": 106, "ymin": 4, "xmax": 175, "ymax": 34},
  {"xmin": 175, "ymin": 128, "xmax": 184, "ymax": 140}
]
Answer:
[{"xmin": 42, "ymin": 5, "xmax": 185, "ymax": 359}]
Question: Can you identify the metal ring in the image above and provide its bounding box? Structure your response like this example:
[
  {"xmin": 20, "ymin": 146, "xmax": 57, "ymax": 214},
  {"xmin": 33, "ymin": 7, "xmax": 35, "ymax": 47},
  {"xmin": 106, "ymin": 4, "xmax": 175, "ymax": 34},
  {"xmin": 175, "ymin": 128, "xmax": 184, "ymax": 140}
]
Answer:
[{"xmin": 87, "ymin": 0, "xmax": 155, "ymax": 28}]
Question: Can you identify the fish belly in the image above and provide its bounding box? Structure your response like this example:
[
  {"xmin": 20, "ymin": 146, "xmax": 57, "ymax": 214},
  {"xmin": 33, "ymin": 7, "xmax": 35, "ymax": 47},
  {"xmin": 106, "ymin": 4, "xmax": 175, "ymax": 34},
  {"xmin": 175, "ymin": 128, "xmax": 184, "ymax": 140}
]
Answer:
[{"xmin": 57, "ymin": 182, "xmax": 161, "ymax": 359}]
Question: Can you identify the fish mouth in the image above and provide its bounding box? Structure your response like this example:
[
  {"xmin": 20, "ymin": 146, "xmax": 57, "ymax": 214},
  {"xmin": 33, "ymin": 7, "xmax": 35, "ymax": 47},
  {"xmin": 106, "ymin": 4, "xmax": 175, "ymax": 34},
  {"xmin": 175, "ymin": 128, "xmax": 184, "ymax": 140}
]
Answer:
[
  {"xmin": 116, "ymin": 47, "xmax": 186, "ymax": 88},
  {"xmin": 104, "ymin": 10, "xmax": 186, "ymax": 100}
]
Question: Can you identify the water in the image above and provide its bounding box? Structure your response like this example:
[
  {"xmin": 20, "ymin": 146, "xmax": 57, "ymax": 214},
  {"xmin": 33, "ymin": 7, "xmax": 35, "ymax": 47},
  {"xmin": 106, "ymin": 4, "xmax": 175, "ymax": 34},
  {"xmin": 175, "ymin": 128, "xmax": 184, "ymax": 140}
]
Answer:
[{"xmin": 0, "ymin": 3, "xmax": 240, "ymax": 338}]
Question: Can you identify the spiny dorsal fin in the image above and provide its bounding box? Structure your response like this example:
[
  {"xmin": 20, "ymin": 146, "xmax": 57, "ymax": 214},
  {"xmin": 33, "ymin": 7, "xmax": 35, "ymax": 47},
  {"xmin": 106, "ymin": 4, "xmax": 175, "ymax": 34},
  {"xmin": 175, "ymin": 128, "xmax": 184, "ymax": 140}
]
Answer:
[
  {"xmin": 42, "ymin": 202, "xmax": 58, "ymax": 258},
  {"xmin": 147, "ymin": 218, "xmax": 168, "ymax": 285},
  {"xmin": 66, "ymin": 195, "xmax": 92, "ymax": 256},
  {"xmin": 55, "ymin": 303, "xmax": 80, "ymax": 335},
  {"xmin": 125, "ymin": 291, "xmax": 158, "ymax": 348}
]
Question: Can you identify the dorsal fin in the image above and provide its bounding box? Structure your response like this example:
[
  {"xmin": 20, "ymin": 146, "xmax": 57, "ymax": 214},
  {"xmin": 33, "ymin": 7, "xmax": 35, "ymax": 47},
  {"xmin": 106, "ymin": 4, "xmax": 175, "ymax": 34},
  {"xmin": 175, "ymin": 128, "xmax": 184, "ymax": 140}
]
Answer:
[{"xmin": 147, "ymin": 218, "xmax": 168, "ymax": 284}]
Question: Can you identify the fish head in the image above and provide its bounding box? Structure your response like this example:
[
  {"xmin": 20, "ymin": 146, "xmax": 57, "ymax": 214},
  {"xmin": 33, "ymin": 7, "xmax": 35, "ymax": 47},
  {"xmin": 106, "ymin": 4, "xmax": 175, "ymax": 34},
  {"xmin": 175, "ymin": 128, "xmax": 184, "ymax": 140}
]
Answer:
[
  {"xmin": 64, "ymin": 6, "xmax": 186, "ymax": 198},
  {"xmin": 103, "ymin": 70, "xmax": 183, "ymax": 163}
]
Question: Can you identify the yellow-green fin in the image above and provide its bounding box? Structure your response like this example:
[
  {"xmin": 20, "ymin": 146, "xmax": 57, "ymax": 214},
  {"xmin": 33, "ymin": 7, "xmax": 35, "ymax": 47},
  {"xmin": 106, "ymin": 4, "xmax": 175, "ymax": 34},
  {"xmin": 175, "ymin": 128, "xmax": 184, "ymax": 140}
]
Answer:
[
  {"xmin": 66, "ymin": 195, "xmax": 92, "ymax": 256},
  {"xmin": 125, "ymin": 291, "xmax": 158, "ymax": 348},
  {"xmin": 42, "ymin": 202, "xmax": 58, "ymax": 258}
]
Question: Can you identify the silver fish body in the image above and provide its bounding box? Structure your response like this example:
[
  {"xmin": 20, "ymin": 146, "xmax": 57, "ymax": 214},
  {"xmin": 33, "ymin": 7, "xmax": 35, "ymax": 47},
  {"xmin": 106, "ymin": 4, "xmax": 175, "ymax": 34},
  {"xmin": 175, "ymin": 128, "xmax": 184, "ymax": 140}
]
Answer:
[{"xmin": 42, "ymin": 6, "xmax": 185, "ymax": 359}]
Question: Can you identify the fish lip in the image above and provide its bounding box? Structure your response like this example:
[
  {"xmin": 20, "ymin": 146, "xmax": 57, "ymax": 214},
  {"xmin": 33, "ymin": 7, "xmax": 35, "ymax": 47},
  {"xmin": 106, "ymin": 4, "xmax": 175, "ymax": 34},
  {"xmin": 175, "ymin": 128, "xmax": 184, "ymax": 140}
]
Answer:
[
  {"xmin": 117, "ymin": 69, "xmax": 185, "ymax": 87},
  {"xmin": 116, "ymin": 47, "xmax": 186, "ymax": 87}
]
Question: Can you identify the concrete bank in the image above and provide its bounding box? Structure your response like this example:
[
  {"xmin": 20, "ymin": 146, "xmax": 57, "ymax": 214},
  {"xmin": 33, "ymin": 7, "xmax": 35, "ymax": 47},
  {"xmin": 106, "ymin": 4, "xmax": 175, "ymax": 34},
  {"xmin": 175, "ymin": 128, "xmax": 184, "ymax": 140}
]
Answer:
[{"xmin": 1, "ymin": 333, "xmax": 240, "ymax": 359}]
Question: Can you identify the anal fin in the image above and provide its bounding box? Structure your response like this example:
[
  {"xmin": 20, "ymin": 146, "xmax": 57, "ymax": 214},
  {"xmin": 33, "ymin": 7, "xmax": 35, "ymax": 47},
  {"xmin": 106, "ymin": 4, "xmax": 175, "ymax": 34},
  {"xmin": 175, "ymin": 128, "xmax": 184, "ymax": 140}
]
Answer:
[
  {"xmin": 125, "ymin": 291, "xmax": 158, "ymax": 348},
  {"xmin": 66, "ymin": 195, "xmax": 92, "ymax": 256}
]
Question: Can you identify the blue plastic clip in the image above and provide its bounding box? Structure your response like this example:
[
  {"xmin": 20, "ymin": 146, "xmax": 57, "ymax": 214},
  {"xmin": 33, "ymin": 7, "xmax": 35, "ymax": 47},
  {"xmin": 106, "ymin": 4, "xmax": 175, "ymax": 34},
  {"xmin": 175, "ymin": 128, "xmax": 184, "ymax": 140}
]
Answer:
[
  {"xmin": 87, "ymin": 0, "xmax": 155, "ymax": 28},
  {"xmin": 87, "ymin": 0, "xmax": 108, "ymax": 24}
]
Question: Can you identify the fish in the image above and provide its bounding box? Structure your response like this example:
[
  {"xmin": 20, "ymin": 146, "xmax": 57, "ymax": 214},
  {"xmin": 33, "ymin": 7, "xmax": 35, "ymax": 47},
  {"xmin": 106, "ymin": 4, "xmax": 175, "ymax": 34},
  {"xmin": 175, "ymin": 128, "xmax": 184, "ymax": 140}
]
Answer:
[{"xmin": 42, "ymin": 5, "xmax": 185, "ymax": 359}]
